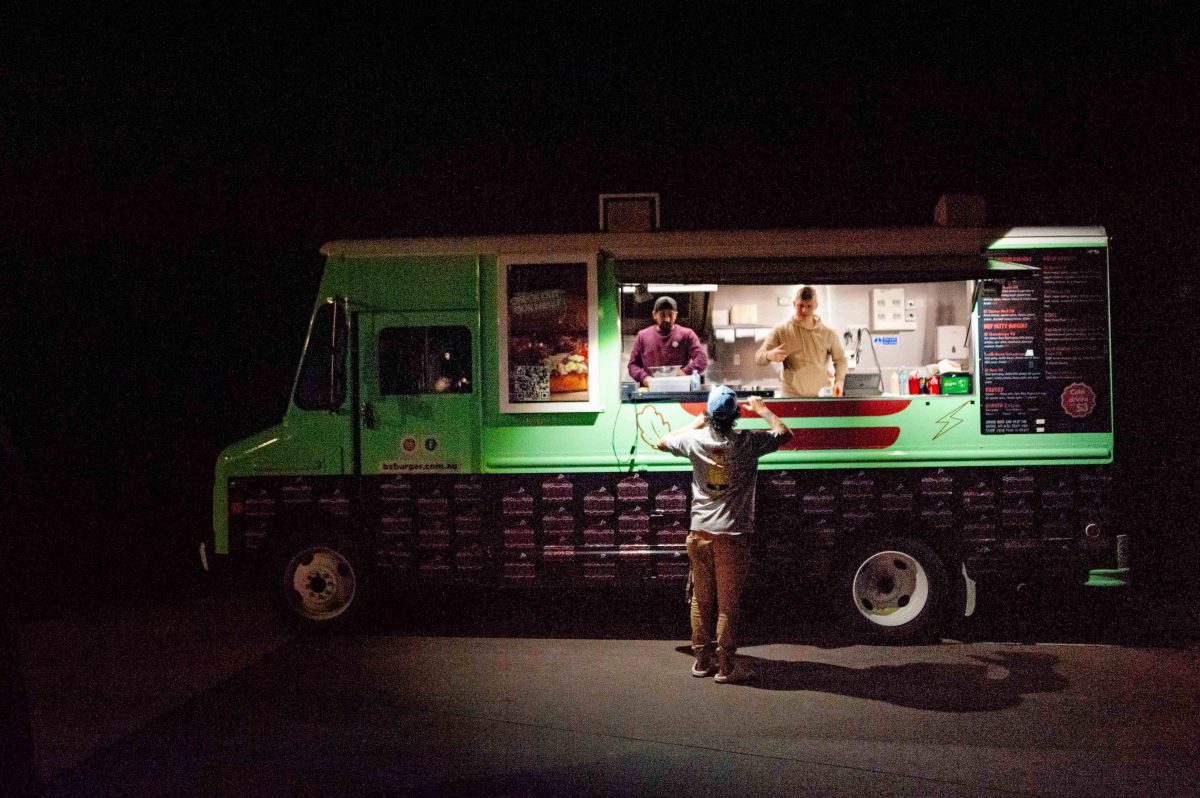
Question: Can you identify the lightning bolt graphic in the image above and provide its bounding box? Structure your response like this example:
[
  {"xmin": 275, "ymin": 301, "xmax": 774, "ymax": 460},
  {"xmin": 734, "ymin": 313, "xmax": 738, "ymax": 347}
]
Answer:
[{"xmin": 933, "ymin": 400, "xmax": 971, "ymax": 440}]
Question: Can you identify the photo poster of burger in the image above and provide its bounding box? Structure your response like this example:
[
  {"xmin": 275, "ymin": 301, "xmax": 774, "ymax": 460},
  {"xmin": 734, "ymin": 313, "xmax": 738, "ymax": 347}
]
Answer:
[{"xmin": 506, "ymin": 262, "xmax": 590, "ymax": 403}]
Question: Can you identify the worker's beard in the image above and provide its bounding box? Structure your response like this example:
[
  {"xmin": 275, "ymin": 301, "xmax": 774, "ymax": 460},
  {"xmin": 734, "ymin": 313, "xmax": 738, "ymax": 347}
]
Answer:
[{"xmin": 656, "ymin": 320, "xmax": 674, "ymax": 334}]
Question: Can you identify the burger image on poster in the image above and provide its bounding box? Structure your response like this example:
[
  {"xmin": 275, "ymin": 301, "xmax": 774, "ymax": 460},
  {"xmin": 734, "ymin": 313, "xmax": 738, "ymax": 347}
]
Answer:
[{"xmin": 542, "ymin": 341, "xmax": 589, "ymax": 393}]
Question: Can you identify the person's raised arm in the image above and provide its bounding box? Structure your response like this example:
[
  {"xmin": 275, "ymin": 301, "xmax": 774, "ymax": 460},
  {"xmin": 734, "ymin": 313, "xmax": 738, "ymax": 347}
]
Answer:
[
  {"xmin": 743, "ymin": 395, "xmax": 789, "ymax": 435},
  {"xmin": 653, "ymin": 412, "xmax": 707, "ymax": 451}
]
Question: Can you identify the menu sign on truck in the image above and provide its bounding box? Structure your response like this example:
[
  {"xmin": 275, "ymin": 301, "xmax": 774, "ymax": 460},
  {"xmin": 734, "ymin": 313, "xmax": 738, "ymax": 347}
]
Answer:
[
  {"xmin": 980, "ymin": 273, "xmax": 1044, "ymax": 433},
  {"xmin": 979, "ymin": 248, "xmax": 1110, "ymax": 435}
]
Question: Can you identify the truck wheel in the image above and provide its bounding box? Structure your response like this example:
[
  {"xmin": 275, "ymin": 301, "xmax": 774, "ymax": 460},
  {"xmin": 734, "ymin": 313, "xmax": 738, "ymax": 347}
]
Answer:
[
  {"xmin": 841, "ymin": 537, "xmax": 948, "ymax": 642},
  {"xmin": 275, "ymin": 537, "xmax": 365, "ymax": 631}
]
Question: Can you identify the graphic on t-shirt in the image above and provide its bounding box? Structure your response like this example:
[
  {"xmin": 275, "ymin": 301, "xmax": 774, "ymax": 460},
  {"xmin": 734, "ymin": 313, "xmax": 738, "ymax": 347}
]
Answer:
[{"xmin": 705, "ymin": 447, "xmax": 730, "ymax": 493}]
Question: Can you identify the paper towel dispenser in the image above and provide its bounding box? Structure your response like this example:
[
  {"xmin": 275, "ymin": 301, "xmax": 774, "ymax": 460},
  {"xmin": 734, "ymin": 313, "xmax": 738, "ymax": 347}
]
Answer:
[{"xmin": 936, "ymin": 325, "xmax": 969, "ymax": 360}]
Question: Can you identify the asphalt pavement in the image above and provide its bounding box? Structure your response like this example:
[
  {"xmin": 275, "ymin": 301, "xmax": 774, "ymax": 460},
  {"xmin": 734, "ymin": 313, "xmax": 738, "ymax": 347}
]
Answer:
[
  {"xmin": 14, "ymin": 578, "xmax": 1200, "ymax": 797},
  {"xmin": 15, "ymin": 578, "xmax": 292, "ymax": 787}
]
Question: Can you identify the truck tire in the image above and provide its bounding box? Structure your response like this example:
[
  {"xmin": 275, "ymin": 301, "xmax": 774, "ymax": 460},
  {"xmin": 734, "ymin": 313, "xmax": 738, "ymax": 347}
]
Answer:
[
  {"xmin": 840, "ymin": 537, "xmax": 949, "ymax": 642},
  {"xmin": 273, "ymin": 535, "xmax": 367, "ymax": 631}
]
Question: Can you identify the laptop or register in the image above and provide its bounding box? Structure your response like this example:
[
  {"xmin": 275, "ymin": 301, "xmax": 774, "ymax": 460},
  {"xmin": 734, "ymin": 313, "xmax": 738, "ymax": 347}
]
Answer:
[{"xmin": 843, "ymin": 372, "xmax": 883, "ymax": 398}]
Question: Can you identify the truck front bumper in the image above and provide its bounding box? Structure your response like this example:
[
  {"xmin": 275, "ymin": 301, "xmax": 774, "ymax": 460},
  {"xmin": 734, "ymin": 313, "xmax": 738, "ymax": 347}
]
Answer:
[{"xmin": 1086, "ymin": 567, "xmax": 1131, "ymax": 587}]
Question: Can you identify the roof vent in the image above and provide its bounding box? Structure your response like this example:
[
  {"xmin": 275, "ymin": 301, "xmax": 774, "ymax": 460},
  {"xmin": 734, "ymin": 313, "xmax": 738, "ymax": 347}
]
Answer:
[
  {"xmin": 599, "ymin": 193, "xmax": 660, "ymax": 232},
  {"xmin": 934, "ymin": 194, "xmax": 987, "ymax": 227}
]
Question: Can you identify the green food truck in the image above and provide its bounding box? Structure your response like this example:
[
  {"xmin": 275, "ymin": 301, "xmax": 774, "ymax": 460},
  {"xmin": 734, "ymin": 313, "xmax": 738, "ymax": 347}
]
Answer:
[{"xmin": 209, "ymin": 198, "xmax": 1123, "ymax": 639}]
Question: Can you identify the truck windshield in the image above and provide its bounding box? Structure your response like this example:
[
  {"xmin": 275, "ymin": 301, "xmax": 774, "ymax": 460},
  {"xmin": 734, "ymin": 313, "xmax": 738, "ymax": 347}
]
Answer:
[{"xmin": 294, "ymin": 301, "xmax": 348, "ymax": 410}]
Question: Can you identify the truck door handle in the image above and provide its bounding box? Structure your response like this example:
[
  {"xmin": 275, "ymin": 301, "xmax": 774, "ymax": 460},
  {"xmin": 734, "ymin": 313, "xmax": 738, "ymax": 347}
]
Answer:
[{"xmin": 362, "ymin": 402, "xmax": 377, "ymax": 429}]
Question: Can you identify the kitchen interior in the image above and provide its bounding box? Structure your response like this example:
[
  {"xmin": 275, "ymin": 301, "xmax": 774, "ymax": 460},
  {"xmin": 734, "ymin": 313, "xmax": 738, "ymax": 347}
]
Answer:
[{"xmin": 620, "ymin": 281, "xmax": 975, "ymax": 397}]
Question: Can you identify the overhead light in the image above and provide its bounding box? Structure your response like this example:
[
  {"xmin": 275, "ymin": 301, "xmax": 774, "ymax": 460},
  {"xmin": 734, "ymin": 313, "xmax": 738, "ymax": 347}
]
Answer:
[
  {"xmin": 648, "ymin": 283, "xmax": 717, "ymax": 293},
  {"xmin": 621, "ymin": 283, "xmax": 718, "ymax": 294}
]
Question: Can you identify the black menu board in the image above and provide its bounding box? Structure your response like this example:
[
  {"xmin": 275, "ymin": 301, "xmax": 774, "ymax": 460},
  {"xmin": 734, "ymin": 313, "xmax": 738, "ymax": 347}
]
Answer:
[{"xmin": 979, "ymin": 248, "xmax": 1110, "ymax": 435}]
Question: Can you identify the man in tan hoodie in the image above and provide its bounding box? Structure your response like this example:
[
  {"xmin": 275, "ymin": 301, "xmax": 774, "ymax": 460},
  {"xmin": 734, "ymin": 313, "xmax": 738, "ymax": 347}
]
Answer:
[{"xmin": 755, "ymin": 285, "xmax": 847, "ymax": 397}]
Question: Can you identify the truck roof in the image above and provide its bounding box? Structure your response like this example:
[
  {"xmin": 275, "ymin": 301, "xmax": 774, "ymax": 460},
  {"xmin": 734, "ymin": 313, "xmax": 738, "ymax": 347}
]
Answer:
[{"xmin": 320, "ymin": 226, "xmax": 1107, "ymax": 260}]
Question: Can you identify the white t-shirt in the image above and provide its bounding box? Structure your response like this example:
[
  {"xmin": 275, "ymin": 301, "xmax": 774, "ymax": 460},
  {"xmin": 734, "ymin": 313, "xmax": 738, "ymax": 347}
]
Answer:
[{"xmin": 660, "ymin": 426, "xmax": 790, "ymax": 535}]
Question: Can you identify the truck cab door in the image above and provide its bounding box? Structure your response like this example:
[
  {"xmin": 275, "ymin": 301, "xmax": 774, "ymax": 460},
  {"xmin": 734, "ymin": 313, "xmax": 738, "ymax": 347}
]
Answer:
[{"xmin": 358, "ymin": 311, "xmax": 481, "ymax": 475}]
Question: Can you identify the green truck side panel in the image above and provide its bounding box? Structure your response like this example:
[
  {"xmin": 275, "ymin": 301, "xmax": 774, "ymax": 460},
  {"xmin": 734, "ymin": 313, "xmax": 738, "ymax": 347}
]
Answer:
[
  {"xmin": 214, "ymin": 237, "xmax": 1116, "ymax": 559},
  {"xmin": 479, "ymin": 255, "xmax": 628, "ymax": 467},
  {"xmin": 321, "ymin": 256, "xmax": 481, "ymax": 311},
  {"xmin": 480, "ymin": 399, "xmax": 1112, "ymax": 474}
]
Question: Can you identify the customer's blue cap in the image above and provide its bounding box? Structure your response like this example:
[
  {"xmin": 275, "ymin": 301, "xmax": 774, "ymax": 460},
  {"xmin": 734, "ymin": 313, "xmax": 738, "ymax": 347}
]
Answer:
[{"xmin": 707, "ymin": 385, "xmax": 738, "ymax": 421}]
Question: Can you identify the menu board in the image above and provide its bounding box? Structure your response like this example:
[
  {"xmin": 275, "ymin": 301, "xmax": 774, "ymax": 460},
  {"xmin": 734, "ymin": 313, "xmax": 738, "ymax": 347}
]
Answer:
[{"xmin": 979, "ymin": 248, "xmax": 1110, "ymax": 435}]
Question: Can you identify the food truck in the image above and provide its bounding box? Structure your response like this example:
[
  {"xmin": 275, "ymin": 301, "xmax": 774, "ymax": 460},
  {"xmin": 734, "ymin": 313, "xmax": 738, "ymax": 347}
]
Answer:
[{"xmin": 209, "ymin": 196, "xmax": 1124, "ymax": 639}]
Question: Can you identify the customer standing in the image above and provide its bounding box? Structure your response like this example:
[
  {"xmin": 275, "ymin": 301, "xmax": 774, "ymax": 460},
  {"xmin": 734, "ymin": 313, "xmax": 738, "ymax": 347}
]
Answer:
[{"xmin": 654, "ymin": 387, "xmax": 791, "ymax": 683}]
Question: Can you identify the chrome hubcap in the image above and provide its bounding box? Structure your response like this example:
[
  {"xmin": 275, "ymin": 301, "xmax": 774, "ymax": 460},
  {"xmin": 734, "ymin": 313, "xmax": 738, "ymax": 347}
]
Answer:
[
  {"xmin": 286, "ymin": 547, "xmax": 357, "ymax": 621},
  {"xmin": 852, "ymin": 550, "xmax": 929, "ymax": 627}
]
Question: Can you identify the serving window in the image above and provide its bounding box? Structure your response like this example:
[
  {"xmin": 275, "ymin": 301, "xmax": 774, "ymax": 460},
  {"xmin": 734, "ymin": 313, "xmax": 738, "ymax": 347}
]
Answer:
[
  {"xmin": 615, "ymin": 253, "xmax": 1005, "ymax": 399},
  {"xmin": 497, "ymin": 253, "xmax": 600, "ymax": 413}
]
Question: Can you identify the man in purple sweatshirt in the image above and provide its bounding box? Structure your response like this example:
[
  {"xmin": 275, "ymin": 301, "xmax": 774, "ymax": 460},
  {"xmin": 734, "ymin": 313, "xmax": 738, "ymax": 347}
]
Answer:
[{"xmin": 627, "ymin": 296, "xmax": 708, "ymax": 387}]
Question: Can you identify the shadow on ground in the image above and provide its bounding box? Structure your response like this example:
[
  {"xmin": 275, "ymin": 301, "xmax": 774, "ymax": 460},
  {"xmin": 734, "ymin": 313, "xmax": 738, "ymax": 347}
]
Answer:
[
  {"xmin": 364, "ymin": 579, "xmax": 1198, "ymax": 650},
  {"xmin": 671, "ymin": 645, "xmax": 1070, "ymax": 711}
]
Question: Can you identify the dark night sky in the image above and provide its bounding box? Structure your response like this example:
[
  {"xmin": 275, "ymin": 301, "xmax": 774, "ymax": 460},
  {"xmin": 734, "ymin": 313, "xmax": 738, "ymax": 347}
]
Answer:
[
  {"xmin": 7, "ymin": 5, "xmax": 1195, "ymax": 240},
  {"xmin": 2, "ymin": 4, "xmax": 1197, "ymax": 599}
]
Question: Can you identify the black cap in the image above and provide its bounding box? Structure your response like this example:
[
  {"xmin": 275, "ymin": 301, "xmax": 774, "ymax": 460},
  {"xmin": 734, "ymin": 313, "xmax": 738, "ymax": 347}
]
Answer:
[{"xmin": 653, "ymin": 296, "xmax": 677, "ymax": 312}]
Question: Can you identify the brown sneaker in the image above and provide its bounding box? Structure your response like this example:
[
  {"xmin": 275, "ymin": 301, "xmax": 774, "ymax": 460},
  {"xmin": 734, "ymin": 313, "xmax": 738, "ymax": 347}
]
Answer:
[
  {"xmin": 714, "ymin": 652, "xmax": 756, "ymax": 684},
  {"xmin": 691, "ymin": 648, "xmax": 717, "ymax": 677}
]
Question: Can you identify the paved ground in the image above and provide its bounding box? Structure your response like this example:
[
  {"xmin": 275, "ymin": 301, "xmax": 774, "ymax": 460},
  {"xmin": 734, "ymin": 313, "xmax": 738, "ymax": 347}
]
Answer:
[
  {"xmin": 14, "ymin": 580, "xmax": 1200, "ymax": 797},
  {"xmin": 16, "ymin": 581, "xmax": 292, "ymax": 785}
]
